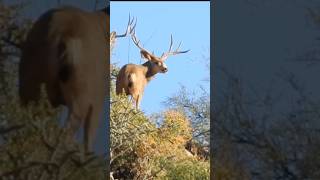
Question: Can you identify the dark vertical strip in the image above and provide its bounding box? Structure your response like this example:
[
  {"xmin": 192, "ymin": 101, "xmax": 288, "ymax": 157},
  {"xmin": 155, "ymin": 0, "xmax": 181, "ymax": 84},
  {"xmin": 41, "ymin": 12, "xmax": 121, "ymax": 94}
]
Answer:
[
  {"xmin": 210, "ymin": 0, "xmax": 214, "ymax": 179},
  {"xmin": 105, "ymin": 0, "xmax": 111, "ymax": 179}
]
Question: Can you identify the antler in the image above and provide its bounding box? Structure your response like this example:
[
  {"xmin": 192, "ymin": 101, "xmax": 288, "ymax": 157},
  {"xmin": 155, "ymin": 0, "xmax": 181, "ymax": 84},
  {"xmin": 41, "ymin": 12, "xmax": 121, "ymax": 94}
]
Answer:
[
  {"xmin": 130, "ymin": 26, "xmax": 189, "ymax": 62},
  {"xmin": 115, "ymin": 14, "xmax": 136, "ymax": 38},
  {"xmin": 160, "ymin": 35, "xmax": 190, "ymax": 61},
  {"xmin": 131, "ymin": 29, "xmax": 162, "ymax": 62}
]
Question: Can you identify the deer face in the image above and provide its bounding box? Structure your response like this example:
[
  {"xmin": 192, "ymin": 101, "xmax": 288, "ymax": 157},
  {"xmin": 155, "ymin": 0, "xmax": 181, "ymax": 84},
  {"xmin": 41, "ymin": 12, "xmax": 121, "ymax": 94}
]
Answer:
[{"xmin": 153, "ymin": 61, "xmax": 168, "ymax": 73}]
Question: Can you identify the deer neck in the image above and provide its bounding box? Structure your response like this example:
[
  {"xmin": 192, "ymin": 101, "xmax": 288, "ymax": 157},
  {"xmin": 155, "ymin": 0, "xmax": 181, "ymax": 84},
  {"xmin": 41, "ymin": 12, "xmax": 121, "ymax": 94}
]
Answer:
[{"xmin": 142, "ymin": 61, "xmax": 159, "ymax": 82}]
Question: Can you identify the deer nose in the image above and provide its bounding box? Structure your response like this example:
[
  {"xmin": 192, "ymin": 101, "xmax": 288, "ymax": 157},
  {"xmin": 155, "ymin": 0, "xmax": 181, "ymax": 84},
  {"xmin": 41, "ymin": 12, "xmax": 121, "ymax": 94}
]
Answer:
[{"xmin": 163, "ymin": 68, "xmax": 168, "ymax": 72}]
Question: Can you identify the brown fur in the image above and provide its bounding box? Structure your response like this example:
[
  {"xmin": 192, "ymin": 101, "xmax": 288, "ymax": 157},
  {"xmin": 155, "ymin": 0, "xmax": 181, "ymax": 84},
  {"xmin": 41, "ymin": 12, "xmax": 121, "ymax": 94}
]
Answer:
[
  {"xmin": 19, "ymin": 6, "xmax": 109, "ymax": 152},
  {"xmin": 116, "ymin": 60, "xmax": 167, "ymax": 109},
  {"xmin": 116, "ymin": 64, "xmax": 147, "ymax": 109}
]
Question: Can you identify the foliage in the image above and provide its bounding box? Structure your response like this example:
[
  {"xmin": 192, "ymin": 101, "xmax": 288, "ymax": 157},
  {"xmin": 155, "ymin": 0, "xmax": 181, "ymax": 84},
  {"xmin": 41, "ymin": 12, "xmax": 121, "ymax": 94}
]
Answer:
[
  {"xmin": 210, "ymin": 6, "xmax": 320, "ymax": 180},
  {"xmin": 214, "ymin": 67, "xmax": 320, "ymax": 179},
  {"xmin": 162, "ymin": 85, "xmax": 210, "ymax": 179},
  {"xmin": 163, "ymin": 159, "xmax": 209, "ymax": 180},
  {"xmin": 110, "ymin": 87, "xmax": 210, "ymax": 179},
  {"xmin": 110, "ymin": 63, "xmax": 210, "ymax": 179},
  {"xmin": 0, "ymin": 87, "xmax": 106, "ymax": 179},
  {"xmin": 164, "ymin": 86, "xmax": 210, "ymax": 146}
]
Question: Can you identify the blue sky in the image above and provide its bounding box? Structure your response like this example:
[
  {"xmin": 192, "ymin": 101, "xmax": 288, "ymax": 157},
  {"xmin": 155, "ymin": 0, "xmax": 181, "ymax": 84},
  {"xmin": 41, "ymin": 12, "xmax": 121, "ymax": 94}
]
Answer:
[{"xmin": 111, "ymin": 1, "xmax": 210, "ymax": 115}]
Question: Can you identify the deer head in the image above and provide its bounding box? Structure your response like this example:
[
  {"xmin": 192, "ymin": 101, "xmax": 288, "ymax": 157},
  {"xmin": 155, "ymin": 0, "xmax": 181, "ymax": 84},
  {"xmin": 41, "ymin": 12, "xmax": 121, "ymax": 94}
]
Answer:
[{"xmin": 131, "ymin": 29, "xmax": 190, "ymax": 75}]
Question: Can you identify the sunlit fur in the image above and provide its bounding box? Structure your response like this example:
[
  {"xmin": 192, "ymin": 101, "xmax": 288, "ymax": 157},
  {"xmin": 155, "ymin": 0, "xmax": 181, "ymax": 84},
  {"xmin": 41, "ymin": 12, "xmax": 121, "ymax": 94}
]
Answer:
[
  {"xmin": 116, "ymin": 60, "xmax": 168, "ymax": 109},
  {"xmin": 19, "ymin": 6, "xmax": 108, "ymax": 153}
]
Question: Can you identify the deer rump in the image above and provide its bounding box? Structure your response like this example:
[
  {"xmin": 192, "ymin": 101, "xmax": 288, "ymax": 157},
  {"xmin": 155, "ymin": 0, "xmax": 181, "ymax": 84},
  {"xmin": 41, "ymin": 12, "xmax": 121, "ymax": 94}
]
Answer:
[
  {"xmin": 116, "ymin": 64, "xmax": 147, "ymax": 102},
  {"xmin": 19, "ymin": 6, "xmax": 108, "ymax": 151}
]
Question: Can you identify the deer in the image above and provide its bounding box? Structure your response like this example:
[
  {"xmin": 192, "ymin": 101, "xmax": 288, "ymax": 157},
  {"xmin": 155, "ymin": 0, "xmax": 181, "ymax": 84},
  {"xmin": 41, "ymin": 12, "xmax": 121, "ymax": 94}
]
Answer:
[
  {"xmin": 19, "ymin": 6, "xmax": 110, "ymax": 154},
  {"xmin": 116, "ymin": 28, "xmax": 190, "ymax": 110}
]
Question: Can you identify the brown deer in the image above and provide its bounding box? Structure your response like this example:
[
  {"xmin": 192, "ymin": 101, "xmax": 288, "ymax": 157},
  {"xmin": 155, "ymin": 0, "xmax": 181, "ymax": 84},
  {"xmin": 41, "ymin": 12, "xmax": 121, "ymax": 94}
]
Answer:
[
  {"xmin": 116, "ymin": 29, "xmax": 190, "ymax": 109},
  {"xmin": 19, "ymin": 6, "xmax": 109, "ymax": 153}
]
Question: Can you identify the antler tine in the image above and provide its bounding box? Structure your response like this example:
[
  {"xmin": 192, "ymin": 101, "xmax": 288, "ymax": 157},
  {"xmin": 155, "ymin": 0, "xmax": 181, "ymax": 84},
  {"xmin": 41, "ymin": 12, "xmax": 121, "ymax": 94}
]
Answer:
[
  {"xmin": 173, "ymin": 41, "xmax": 190, "ymax": 54},
  {"xmin": 130, "ymin": 28, "xmax": 160, "ymax": 62},
  {"xmin": 131, "ymin": 29, "xmax": 140, "ymax": 49},
  {"xmin": 168, "ymin": 34, "xmax": 173, "ymax": 53},
  {"xmin": 160, "ymin": 35, "xmax": 190, "ymax": 61},
  {"xmin": 130, "ymin": 17, "xmax": 137, "ymax": 34},
  {"xmin": 160, "ymin": 35, "xmax": 173, "ymax": 60},
  {"xmin": 131, "ymin": 28, "xmax": 148, "ymax": 52},
  {"xmin": 176, "ymin": 41, "xmax": 182, "ymax": 52},
  {"xmin": 115, "ymin": 14, "xmax": 135, "ymax": 38}
]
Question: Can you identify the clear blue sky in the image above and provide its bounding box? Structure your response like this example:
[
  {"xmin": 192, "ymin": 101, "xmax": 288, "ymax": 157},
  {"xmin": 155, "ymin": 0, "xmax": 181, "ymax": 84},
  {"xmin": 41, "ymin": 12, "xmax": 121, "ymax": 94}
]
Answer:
[{"xmin": 111, "ymin": 2, "xmax": 210, "ymax": 115}]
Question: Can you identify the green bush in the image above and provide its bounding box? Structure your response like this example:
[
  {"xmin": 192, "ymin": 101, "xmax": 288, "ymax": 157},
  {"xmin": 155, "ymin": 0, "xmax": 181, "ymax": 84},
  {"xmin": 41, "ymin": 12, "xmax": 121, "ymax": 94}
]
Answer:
[{"xmin": 164, "ymin": 159, "xmax": 210, "ymax": 180}]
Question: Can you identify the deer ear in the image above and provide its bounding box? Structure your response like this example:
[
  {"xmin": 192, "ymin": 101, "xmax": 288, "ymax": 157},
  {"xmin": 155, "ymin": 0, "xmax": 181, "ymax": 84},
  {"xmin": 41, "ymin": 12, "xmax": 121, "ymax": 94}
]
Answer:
[{"xmin": 140, "ymin": 50, "xmax": 152, "ymax": 61}]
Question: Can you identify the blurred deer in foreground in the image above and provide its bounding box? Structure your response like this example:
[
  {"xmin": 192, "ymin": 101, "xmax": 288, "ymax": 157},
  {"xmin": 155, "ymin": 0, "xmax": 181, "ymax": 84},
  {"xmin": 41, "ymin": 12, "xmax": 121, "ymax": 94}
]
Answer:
[
  {"xmin": 19, "ymin": 6, "xmax": 109, "ymax": 154},
  {"xmin": 116, "ymin": 18, "xmax": 190, "ymax": 109}
]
